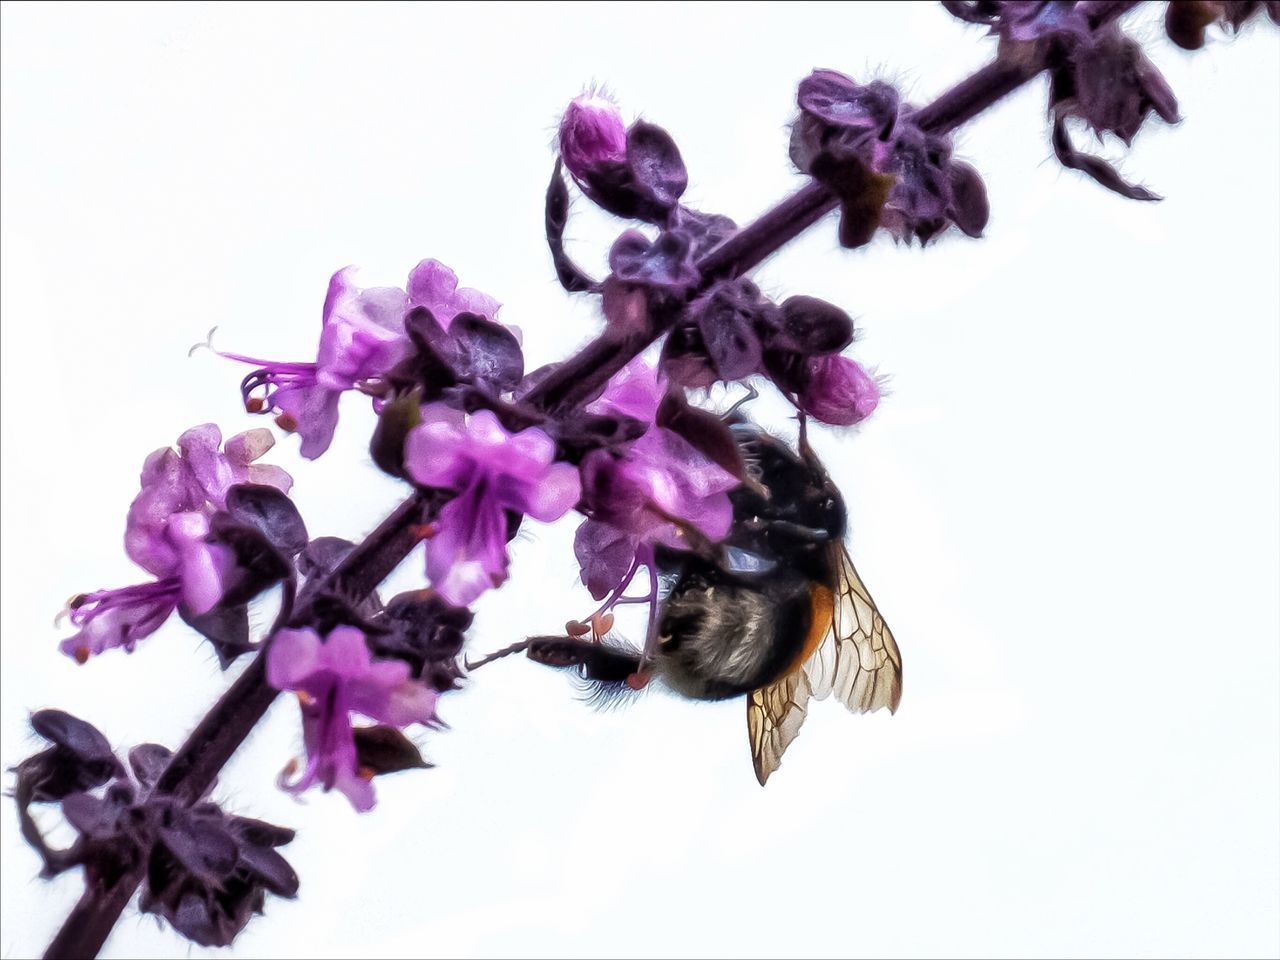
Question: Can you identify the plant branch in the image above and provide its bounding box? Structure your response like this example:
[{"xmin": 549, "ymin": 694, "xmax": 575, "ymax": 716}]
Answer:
[{"xmin": 41, "ymin": 4, "xmax": 1146, "ymax": 955}]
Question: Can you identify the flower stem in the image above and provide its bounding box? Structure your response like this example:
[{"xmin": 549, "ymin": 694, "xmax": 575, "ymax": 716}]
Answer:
[{"xmin": 42, "ymin": 4, "xmax": 1146, "ymax": 954}]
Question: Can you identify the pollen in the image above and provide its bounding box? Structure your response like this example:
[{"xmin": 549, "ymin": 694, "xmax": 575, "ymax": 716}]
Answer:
[
  {"xmin": 409, "ymin": 523, "xmax": 437, "ymax": 541},
  {"xmin": 275, "ymin": 412, "xmax": 298, "ymax": 433},
  {"xmin": 246, "ymin": 397, "xmax": 266, "ymax": 413},
  {"xmin": 73, "ymin": 647, "xmax": 90, "ymax": 665},
  {"xmin": 296, "ymin": 691, "xmax": 315, "ymax": 708},
  {"xmin": 625, "ymin": 671, "xmax": 651, "ymax": 691},
  {"xmin": 357, "ymin": 766, "xmax": 376, "ymax": 781},
  {"xmin": 565, "ymin": 619, "xmax": 591, "ymax": 637}
]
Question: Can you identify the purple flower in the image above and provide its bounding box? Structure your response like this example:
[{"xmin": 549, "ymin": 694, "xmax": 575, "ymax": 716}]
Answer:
[
  {"xmin": 61, "ymin": 512, "xmax": 233, "ymax": 662},
  {"xmin": 267, "ymin": 625, "xmax": 439, "ymax": 811},
  {"xmin": 575, "ymin": 361, "xmax": 737, "ymax": 601},
  {"xmin": 404, "ymin": 407, "xmax": 581, "ymax": 607},
  {"xmin": 62, "ymin": 424, "xmax": 291, "ymax": 663},
  {"xmin": 559, "ymin": 92, "xmax": 628, "ymax": 183},
  {"xmin": 796, "ymin": 354, "xmax": 881, "ymax": 426},
  {"xmin": 224, "ymin": 261, "xmax": 500, "ymax": 459},
  {"xmin": 126, "ymin": 424, "xmax": 291, "ymax": 575},
  {"xmin": 404, "ymin": 259, "xmax": 502, "ymax": 332}
]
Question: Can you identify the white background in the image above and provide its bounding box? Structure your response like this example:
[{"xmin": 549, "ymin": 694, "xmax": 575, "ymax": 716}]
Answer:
[{"xmin": 2, "ymin": 3, "xmax": 1277, "ymax": 958}]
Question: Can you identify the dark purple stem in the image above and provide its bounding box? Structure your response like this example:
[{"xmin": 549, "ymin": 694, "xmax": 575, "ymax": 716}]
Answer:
[{"xmin": 42, "ymin": 4, "xmax": 1146, "ymax": 955}]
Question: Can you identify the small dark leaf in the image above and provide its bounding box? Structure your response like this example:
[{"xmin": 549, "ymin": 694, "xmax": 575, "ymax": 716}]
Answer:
[
  {"xmin": 1051, "ymin": 117, "xmax": 1161, "ymax": 201},
  {"xmin": 947, "ymin": 160, "xmax": 990, "ymax": 237},
  {"xmin": 625, "ymin": 120, "xmax": 688, "ymax": 211},
  {"xmin": 797, "ymin": 71, "xmax": 900, "ymax": 136},
  {"xmin": 449, "ymin": 312, "xmax": 524, "ymax": 391},
  {"xmin": 180, "ymin": 602, "xmax": 253, "ymax": 669},
  {"xmin": 371, "ymin": 589, "xmax": 473, "ymax": 684},
  {"xmin": 160, "ymin": 818, "xmax": 239, "ymax": 884},
  {"xmin": 670, "ymin": 206, "xmax": 737, "ymax": 259},
  {"xmin": 128, "ymin": 743, "xmax": 173, "ymax": 789},
  {"xmin": 762, "ymin": 347, "xmax": 808, "ymax": 396},
  {"xmin": 62, "ymin": 791, "xmax": 127, "ymax": 840},
  {"xmin": 227, "ymin": 815, "xmax": 295, "ymax": 849},
  {"xmin": 660, "ymin": 320, "xmax": 717, "ymax": 390},
  {"xmin": 656, "ymin": 392, "xmax": 747, "ymax": 481},
  {"xmin": 166, "ymin": 891, "xmax": 231, "ymax": 948},
  {"xmin": 696, "ymin": 286, "xmax": 765, "ymax": 382},
  {"xmin": 776, "ymin": 296, "xmax": 855, "ymax": 355},
  {"xmin": 545, "ymin": 159, "xmax": 598, "ymax": 293},
  {"xmin": 207, "ymin": 515, "xmax": 291, "ymax": 605},
  {"xmin": 353, "ymin": 725, "xmax": 432, "ymax": 776},
  {"xmin": 225, "ymin": 484, "xmax": 308, "ymax": 556},
  {"xmin": 397, "ymin": 306, "xmax": 460, "ymax": 397},
  {"xmin": 297, "ymin": 537, "xmax": 356, "ymax": 580},
  {"xmin": 609, "ymin": 230, "xmax": 699, "ymax": 290},
  {"xmin": 554, "ymin": 409, "xmax": 649, "ymax": 464},
  {"xmin": 236, "ymin": 843, "xmax": 299, "ymax": 898},
  {"xmin": 308, "ymin": 593, "xmax": 384, "ymax": 635},
  {"xmin": 31, "ymin": 710, "xmax": 118, "ymax": 770}
]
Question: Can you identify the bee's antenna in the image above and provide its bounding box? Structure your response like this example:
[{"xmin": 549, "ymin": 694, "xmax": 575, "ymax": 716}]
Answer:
[
  {"xmin": 464, "ymin": 639, "xmax": 534, "ymax": 672},
  {"xmin": 720, "ymin": 383, "xmax": 759, "ymax": 422}
]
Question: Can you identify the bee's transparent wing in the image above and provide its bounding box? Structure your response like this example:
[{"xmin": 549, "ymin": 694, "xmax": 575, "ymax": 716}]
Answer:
[
  {"xmin": 747, "ymin": 667, "xmax": 813, "ymax": 786},
  {"xmin": 805, "ymin": 545, "xmax": 902, "ymax": 714}
]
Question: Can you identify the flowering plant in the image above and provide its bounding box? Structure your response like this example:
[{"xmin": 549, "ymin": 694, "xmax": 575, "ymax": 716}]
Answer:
[{"xmin": 7, "ymin": 3, "xmax": 1277, "ymax": 957}]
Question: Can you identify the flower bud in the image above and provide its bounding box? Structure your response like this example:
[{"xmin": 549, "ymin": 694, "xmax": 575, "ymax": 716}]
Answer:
[
  {"xmin": 559, "ymin": 93, "xmax": 627, "ymax": 182},
  {"xmin": 798, "ymin": 355, "xmax": 880, "ymax": 426}
]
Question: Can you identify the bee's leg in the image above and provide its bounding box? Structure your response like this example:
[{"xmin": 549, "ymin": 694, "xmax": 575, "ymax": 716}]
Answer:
[
  {"xmin": 464, "ymin": 638, "xmax": 535, "ymax": 671},
  {"xmin": 740, "ymin": 517, "xmax": 831, "ymax": 544}
]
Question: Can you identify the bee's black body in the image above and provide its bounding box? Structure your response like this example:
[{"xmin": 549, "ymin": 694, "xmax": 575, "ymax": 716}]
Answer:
[{"xmin": 651, "ymin": 422, "xmax": 847, "ymax": 700}]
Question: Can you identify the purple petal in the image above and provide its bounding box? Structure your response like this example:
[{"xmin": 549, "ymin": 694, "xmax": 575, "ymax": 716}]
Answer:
[
  {"xmin": 587, "ymin": 357, "xmax": 666, "ymax": 423},
  {"xmin": 266, "ymin": 627, "xmax": 323, "ymax": 691},
  {"xmin": 273, "ymin": 383, "xmax": 343, "ymax": 460},
  {"xmin": 223, "ymin": 428, "xmax": 276, "ymax": 468},
  {"xmin": 321, "ymin": 625, "xmax": 374, "ymax": 680},
  {"xmin": 518, "ymin": 462, "xmax": 582, "ymax": 522},
  {"xmin": 427, "ymin": 491, "xmax": 510, "ymax": 606},
  {"xmin": 404, "ymin": 413, "xmax": 473, "ymax": 489},
  {"xmin": 574, "ymin": 519, "xmax": 640, "ymax": 601},
  {"xmin": 243, "ymin": 463, "xmax": 294, "ymax": 494},
  {"xmin": 407, "ymin": 259, "xmax": 459, "ymax": 311},
  {"xmin": 321, "ymin": 267, "xmax": 359, "ymax": 326}
]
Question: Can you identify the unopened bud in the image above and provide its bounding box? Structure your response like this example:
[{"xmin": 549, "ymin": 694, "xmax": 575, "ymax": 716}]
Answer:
[{"xmin": 559, "ymin": 93, "xmax": 627, "ymax": 182}]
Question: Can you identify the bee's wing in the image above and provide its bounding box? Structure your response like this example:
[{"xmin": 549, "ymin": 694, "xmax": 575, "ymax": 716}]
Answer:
[
  {"xmin": 805, "ymin": 544, "xmax": 902, "ymax": 714},
  {"xmin": 747, "ymin": 667, "xmax": 813, "ymax": 786}
]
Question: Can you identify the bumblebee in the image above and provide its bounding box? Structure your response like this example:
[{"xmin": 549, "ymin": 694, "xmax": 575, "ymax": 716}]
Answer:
[{"xmin": 477, "ymin": 420, "xmax": 902, "ymax": 784}]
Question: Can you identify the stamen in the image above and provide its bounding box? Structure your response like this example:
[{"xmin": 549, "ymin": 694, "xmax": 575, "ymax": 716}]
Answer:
[
  {"xmin": 187, "ymin": 326, "xmax": 220, "ymax": 358},
  {"xmin": 73, "ymin": 647, "xmax": 90, "ymax": 665},
  {"xmin": 565, "ymin": 619, "xmax": 591, "ymax": 637},
  {"xmin": 275, "ymin": 413, "xmax": 298, "ymax": 433},
  {"xmin": 590, "ymin": 611, "xmax": 614, "ymax": 639}
]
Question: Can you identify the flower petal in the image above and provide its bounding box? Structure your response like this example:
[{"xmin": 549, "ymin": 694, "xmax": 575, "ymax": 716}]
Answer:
[{"xmin": 266, "ymin": 628, "xmax": 323, "ymax": 691}]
